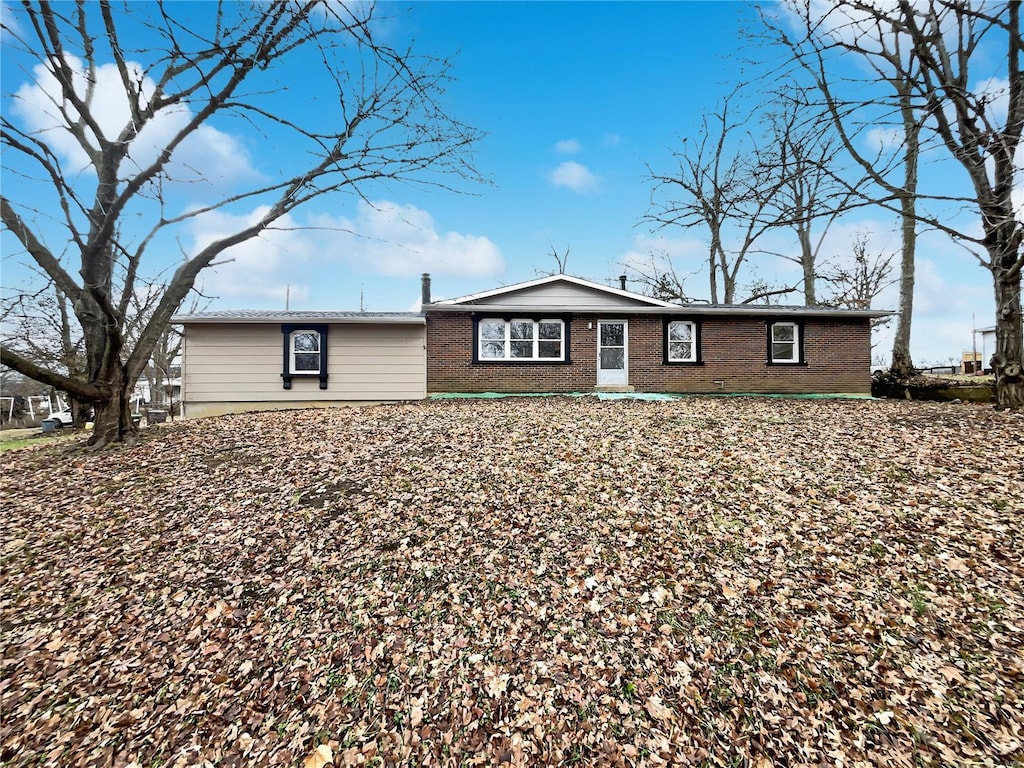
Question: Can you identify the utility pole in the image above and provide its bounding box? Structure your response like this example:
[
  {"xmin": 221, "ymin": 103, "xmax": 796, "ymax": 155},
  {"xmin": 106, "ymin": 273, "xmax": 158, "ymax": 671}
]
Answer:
[{"xmin": 972, "ymin": 314, "xmax": 978, "ymax": 375}]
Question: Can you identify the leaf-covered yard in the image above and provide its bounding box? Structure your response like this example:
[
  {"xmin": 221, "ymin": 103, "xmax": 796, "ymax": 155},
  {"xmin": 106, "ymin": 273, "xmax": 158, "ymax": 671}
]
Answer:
[{"xmin": 2, "ymin": 397, "xmax": 1022, "ymax": 767}]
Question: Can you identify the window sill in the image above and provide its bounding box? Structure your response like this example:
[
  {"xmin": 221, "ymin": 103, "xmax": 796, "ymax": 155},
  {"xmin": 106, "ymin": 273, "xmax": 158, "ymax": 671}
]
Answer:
[
  {"xmin": 765, "ymin": 361, "xmax": 808, "ymax": 367},
  {"xmin": 472, "ymin": 359, "xmax": 573, "ymax": 365}
]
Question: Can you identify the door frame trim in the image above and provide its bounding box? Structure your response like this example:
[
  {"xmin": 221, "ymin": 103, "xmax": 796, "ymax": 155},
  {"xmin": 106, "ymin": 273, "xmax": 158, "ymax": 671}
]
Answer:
[{"xmin": 596, "ymin": 319, "xmax": 629, "ymax": 387}]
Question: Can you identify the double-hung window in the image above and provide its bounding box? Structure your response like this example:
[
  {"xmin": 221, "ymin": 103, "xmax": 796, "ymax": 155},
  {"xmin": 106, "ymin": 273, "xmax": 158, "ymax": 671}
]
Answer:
[
  {"xmin": 477, "ymin": 318, "xmax": 565, "ymax": 361},
  {"xmin": 768, "ymin": 321, "xmax": 801, "ymax": 364},
  {"xmin": 291, "ymin": 331, "xmax": 321, "ymax": 372},
  {"xmin": 665, "ymin": 319, "xmax": 700, "ymax": 363},
  {"xmin": 281, "ymin": 324, "xmax": 328, "ymax": 388}
]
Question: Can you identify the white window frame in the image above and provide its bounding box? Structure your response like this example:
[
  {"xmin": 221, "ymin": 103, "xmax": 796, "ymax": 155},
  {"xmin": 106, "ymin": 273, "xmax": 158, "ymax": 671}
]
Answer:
[
  {"xmin": 666, "ymin": 320, "xmax": 698, "ymax": 363},
  {"xmin": 290, "ymin": 330, "xmax": 322, "ymax": 374},
  {"xmin": 770, "ymin": 321, "xmax": 800, "ymax": 364},
  {"xmin": 477, "ymin": 318, "xmax": 565, "ymax": 361}
]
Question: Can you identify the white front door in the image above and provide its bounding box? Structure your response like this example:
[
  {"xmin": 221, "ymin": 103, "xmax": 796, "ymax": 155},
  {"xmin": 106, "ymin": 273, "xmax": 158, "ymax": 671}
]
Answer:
[{"xmin": 597, "ymin": 321, "xmax": 628, "ymax": 387}]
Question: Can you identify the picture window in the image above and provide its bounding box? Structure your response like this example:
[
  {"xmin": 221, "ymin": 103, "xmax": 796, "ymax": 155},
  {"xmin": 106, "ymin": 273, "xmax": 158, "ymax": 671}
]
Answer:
[{"xmin": 477, "ymin": 318, "xmax": 565, "ymax": 361}]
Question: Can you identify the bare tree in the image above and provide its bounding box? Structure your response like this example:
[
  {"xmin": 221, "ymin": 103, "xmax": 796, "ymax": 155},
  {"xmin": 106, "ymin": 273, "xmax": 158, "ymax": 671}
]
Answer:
[
  {"xmin": 647, "ymin": 92, "xmax": 849, "ymax": 307},
  {"xmin": 626, "ymin": 249, "xmax": 797, "ymax": 305},
  {"xmin": 0, "ymin": 279, "xmax": 92, "ymax": 421},
  {"xmin": 1, "ymin": 283, "xmax": 85, "ymax": 380},
  {"xmin": 758, "ymin": 5, "xmax": 923, "ymax": 374},
  {"xmin": 739, "ymin": 281, "xmax": 799, "ymax": 305},
  {"xmin": 756, "ymin": 95, "xmax": 862, "ymax": 305},
  {"xmin": 1, "ymin": 1, "xmax": 483, "ymax": 445},
  {"xmin": 536, "ymin": 245, "xmax": 571, "ymax": 276},
  {"xmin": 822, "ymin": 232, "xmax": 896, "ymax": 322},
  {"xmin": 144, "ymin": 323, "xmax": 181, "ymax": 417},
  {"xmin": 765, "ymin": 0, "xmax": 1022, "ymax": 406},
  {"xmin": 647, "ymin": 97, "xmax": 788, "ymax": 304},
  {"xmin": 129, "ymin": 288, "xmax": 204, "ymax": 418},
  {"xmin": 624, "ymin": 249, "xmax": 695, "ymax": 303}
]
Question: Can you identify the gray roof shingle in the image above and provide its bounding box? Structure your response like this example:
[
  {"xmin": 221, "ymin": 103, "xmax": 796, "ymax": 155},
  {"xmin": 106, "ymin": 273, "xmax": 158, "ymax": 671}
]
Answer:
[{"xmin": 171, "ymin": 310, "xmax": 424, "ymax": 324}]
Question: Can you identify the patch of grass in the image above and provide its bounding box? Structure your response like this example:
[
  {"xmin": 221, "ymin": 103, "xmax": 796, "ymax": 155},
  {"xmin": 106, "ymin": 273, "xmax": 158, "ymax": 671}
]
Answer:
[
  {"xmin": 619, "ymin": 680, "xmax": 637, "ymax": 702},
  {"xmin": 910, "ymin": 587, "xmax": 930, "ymax": 618},
  {"xmin": 0, "ymin": 429, "xmax": 83, "ymax": 451},
  {"xmin": 0, "ymin": 427, "xmax": 38, "ymax": 441},
  {"xmin": 0, "ymin": 436, "xmax": 46, "ymax": 451}
]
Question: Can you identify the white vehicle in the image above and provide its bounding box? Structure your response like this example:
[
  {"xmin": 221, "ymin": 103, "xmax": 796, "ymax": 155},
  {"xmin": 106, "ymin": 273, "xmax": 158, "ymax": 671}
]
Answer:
[{"xmin": 48, "ymin": 410, "xmax": 75, "ymax": 427}]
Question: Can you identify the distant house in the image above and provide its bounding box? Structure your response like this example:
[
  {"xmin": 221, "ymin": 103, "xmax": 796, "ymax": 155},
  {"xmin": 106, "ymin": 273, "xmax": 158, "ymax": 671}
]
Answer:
[
  {"xmin": 173, "ymin": 274, "xmax": 889, "ymax": 417},
  {"xmin": 961, "ymin": 351, "xmax": 983, "ymax": 375},
  {"xmin": 975, "ymin": 326, "xmax": 997, "ymax": 373}
]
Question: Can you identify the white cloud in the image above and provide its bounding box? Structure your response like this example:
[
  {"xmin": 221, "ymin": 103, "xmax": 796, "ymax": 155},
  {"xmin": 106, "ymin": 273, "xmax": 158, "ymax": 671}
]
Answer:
[
  {"xmin": 864, "ymin": 126, "xmax": 904, "ymax": 153},
  {"xmin": 310, "ymin": 200, "xmax": 504, "ymax": 277},
  {"xmin": 192, "ymin": 199, "xmax": 503, "ymax": 304},
  {"xmin": 554, "ymin": 139, "xmax": 582, "ymax": 154},
  {"xmin": 191, "ymin": 208, "xmax": 315, "ymax": 303},
  {"xmin": 548, "ymin": 161, "xmax": 599, "ymax": 193},
  {"xmin": 11, "ymin": 56, "xmax": 259, "ymax": 186},
  {"xmin": 320, "ymin": 1, "xmax": 402, "ymax": 42},
  {"xmin": 620, "ymin": 234, "xmax": 707, "ymax": 270},
  {"xmin": 973, "ymin": 77, "xmax": 1010, "ymax": 122},
  {"xmin": 905, "ymin": 256, "xmax": 992, "ymax": 365},
  {"xmin": 602, "ymin": 133, "xmax": 622, "ymax": 147}
]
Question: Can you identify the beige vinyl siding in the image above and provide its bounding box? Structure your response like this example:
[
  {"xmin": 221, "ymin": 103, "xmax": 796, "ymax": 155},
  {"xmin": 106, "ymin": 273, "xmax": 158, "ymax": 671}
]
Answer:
[{"xmin": 181, "ymin": 323, "xmax": 425, "ymax": 413}]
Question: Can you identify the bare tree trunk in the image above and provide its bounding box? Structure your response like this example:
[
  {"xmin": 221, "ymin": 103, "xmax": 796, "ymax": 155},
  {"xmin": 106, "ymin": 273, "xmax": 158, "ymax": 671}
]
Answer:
[
  {"xmin": 891, "ymin": 93, "xmax": 919, "ymax": 378},
  {"xmin": 798, "ymin": 227, "xmax": 816, "ymax": 304},
  {"xmin": 890, "ymin": 192, "xmax": 917, "ymax": 376},
  {"xmin": 90, "ymin": 363, "xmax": 134, "ymax": 447},
  {"xmin": 721, "ymin": 259, "xmax": 733, "ymax": 304},
  {"xmin": 708, "ymin": 233, "xmax": 721, "ymax": 304},
  {"xmin": 992, "ymin": 260, "xmax": 1024, "ymax": 411}
]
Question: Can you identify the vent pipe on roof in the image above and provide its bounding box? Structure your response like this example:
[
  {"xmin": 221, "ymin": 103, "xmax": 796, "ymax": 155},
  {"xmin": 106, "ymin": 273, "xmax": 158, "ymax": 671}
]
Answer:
[
  {"xmin": 619, "ymin": 275, "xmax": 627, "ymax": 291},
  {"xmin": 421, "ymin": 273, "xmax": 431, "ymax": 306}
]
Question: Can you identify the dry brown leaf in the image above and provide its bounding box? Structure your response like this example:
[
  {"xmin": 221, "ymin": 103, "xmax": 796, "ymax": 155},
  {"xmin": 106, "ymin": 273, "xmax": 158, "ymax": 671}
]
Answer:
[
  {"xmin": 2, "ymin": 398, "xmax": 1021, "ymax": 767},
  {"xmin": 645, "ymin": 696, "xmax": 672, "ymax": 720},
  {"xmin": 302, "ymin": 744, "xmax": 333, "ymax": 768}
]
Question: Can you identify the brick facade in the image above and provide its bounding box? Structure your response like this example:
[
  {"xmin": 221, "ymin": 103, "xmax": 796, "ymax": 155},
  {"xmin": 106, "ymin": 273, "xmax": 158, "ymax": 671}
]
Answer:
[{"xmin": 425, "ymin": 313, "xmax": 873, "ymax": 394}]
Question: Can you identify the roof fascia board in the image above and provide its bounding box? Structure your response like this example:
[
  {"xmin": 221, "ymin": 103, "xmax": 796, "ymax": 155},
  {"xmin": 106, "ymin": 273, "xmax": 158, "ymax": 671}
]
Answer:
[
  {"xmin": 422, "ymin": 304, "xmax": 892, "ymax": 319},
  {"xmin": 172, "ymin": 314, "xmax": 425, "ymax": 325}
]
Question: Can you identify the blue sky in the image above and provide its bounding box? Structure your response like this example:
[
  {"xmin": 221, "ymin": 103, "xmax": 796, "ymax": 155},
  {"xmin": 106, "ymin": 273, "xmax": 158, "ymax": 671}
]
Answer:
[{"xmin": 1, "ymin": 1, "xmax": 1015, "ymax": 368}]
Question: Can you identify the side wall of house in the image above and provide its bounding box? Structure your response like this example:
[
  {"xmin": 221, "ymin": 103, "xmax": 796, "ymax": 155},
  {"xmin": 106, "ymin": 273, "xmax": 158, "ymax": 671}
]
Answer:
[
  {"xmin": 426, "ymin": 314, "xmax": 872, "ymax": 394},
  {"xmin": 181, "ymin": 322, "xmax": 425, "ymax": 417}
]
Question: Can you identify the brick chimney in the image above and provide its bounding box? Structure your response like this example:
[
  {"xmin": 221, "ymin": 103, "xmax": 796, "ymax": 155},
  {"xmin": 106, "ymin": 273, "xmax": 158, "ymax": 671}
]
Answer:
[{"xmin": 421, "ymin": 273, "xmax": 431, "ymax": 306}]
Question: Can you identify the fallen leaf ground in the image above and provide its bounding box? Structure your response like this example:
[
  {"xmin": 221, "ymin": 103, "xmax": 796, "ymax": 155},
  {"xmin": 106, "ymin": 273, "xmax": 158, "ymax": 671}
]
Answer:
[{"xmin": 2, "ymin": 397, "xmax": 1022, "ymax": 767}]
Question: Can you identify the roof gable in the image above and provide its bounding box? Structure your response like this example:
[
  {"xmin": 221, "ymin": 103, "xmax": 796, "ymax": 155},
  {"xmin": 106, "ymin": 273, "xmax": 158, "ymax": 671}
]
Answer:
[{"xmin": 432, "ymin": 274, "xmax": 677, "ymax": 309}]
